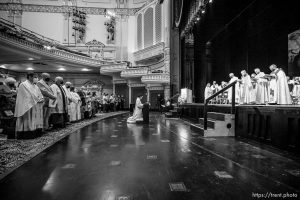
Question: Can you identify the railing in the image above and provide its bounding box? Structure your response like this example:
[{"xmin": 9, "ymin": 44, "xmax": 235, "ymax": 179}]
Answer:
[{"xmin": 203, "ymin": 80, "xmax": 237, "ymax": 130}]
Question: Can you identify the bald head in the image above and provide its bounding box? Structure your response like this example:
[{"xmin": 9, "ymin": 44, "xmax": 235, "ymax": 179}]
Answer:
[
  {"xmin": 55, "ymin": 76, "xmax": 63, "ymax": 85},
  {"xmin": 41, "ymin": 73, "xmax": 50, "ymax": 82},
  {"xmin": 229, "ymin": 73, "xmax": 234, "ymax": 78},
  {"xmin": 65, "ymin": 82, "xmax": 72, "ymax": 88}
]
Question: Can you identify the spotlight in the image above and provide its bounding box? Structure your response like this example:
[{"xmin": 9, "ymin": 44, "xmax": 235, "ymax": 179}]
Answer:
[
  {"xmin": 81, "ymin": 68, "xmax": 90, "ymax": 71},
  {"xmin": 0, "ymin": 65, "xmax": 6, "ymax": 69},
  {"xmin": 58, "ymin": 68, "xmax": 66, "ymax": 71},
  {"xmin": 26, "ymin": 67, "xmax": 34, "ymax": 71},
  {"xmin": 209, "ymin": 0, "xmax": 213, "ymax": 3},
  {"xmin": 197, "ymin": 17, "xmax": 200, "ymax": 21}
]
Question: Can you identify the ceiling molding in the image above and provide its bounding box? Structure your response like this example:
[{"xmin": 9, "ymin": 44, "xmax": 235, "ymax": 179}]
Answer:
[{"xmin": 0, "ymin": 3, "xmax": 140, "ymax": 15}]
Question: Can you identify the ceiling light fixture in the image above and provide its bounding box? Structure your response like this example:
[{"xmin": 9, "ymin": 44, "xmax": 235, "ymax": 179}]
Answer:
[
  {"xmin": 28, "ymin": 58, "xmax": 34, "ymax": 60},
  {"xmin": 81, "ymin": 68, "xmax": 90, "ymax": 71},
  {"xmin": 58, "ymin": 68, "xmax": 66, "ymax": 71},
  {"xmin": 26, "ymin": 67, "xmax": 34, "ymax": 70}
]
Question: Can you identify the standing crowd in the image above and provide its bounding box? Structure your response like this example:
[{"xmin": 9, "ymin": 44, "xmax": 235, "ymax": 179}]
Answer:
[
  {"xmin": 0, "ymin": 72, "xmax": 126, "ymax": 139},
  {"xmin": 204, "ymin": 64, "xmax": 300, "ymax": 105}
]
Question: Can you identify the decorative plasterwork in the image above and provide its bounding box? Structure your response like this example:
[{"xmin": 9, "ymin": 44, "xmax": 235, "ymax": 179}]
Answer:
[
  {"xmin": 133, "ymin": 42, "xmax": 164, "ymax": 62},
  {"xmin": 149, "ymin": 86, "xmax": 163, "ymax": 90},
  {"xmin": 0, "ymin": 32, "xmax": 103, "ymax": 67},
  {"xmin": 128, "ymin": 83, "xmax": 145, "ymax": 88},
  {"xmin": 113, "ymin": 79, "xmax": 127, "ymax": 84},
  {"xmin": 141, "ymin": 73, "xmax": 170, "ymax": 84},
  {"xmin": 85, "ymin": 39, "xmax": 105, "ymax": 47},
  {"xmin": 120, "ymin": 67, "xmax": 148, "ymax": 78},
  {"xmin": 100, "ymin": 63, "xmax": 127, "ymax": 74},
  {"xmin": 0, "ymin": 3, "xmax": 140, "ymax": 15}
]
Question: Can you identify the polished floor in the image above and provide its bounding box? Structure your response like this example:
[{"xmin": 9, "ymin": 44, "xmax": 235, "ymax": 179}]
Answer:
[{"xmin": 0, "ymin": 113, "xmax": 299, "ymax": 200}]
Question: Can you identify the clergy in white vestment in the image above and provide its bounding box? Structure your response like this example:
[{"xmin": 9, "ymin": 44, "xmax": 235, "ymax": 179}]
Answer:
[
  {"xmin": 14, "ymin": 72, "xmax": 44, "ymax": 139},
  {"xmin": 127, "ymin": 94, "xmax": 144, "ymax": 123},
  {"xmin": 227, "ymin": 73, "xmax": 240, "ymax": 103},
  {"xmin": 49, "ymin": 77, "xmax": 68, "ymax": 128},
  {"xmin": 69, "ymin": 87, "xmax": 81, "ymax": 122},
  {"xmin": 269, "ymin": 64, "xmax": 292, "ymax": 104},
  {"xmin": 62, "ymin": 82, "xmax": 74, "ymax": 123},
  {"xmin": 240, "ymin": 70, "xmax": 254, "ymax": 104},
  {"xmin": 254, "ymin": 68, "xmax": 269, "ymax": 104},
  {"xmin": 268, "ymin": 70, "xmax": 278, "ymax": 104},
  {"xmin": 37, "ymin": 73, "xmax": 56, "ymax": 130},
  {"xmin": 204, "ymin": 83, "xmax": 213, "ymax": 101},
  {"xmin": 250, "ymin": 73, "xmax": 257, "ymax": 103}
]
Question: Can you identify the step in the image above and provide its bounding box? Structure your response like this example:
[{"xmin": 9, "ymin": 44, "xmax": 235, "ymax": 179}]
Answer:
[
  {"xmin": 199, "ymin": 118, "xmax": 215, "ymax": 129},
  {"xmin": 190, "ymin": 123, "xmax": 204, "ymax": 136},
  {"xmin": 207, "ymin": 112, "xmax": 226, "ymax": 121},
  {"xmin": 165, "ymin": 112, "xmax": 178, "ymax": 118}
]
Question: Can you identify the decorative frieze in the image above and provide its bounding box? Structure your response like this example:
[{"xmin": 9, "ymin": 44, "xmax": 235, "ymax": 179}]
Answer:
[
  {"xmin": 0, "ymin": 31, "xmax": 103, "ymax": 66},
  {"xmin": 141, "ymin": 73, "xmax": 170, "ymax": 84},
  {"xmin": 128, "ymin": 83, "xmax": 145, "ymax": 88},
  {"xmin": 0, "ymin": 3, "xmax": 140, "ymax": 15},
  {"xmin": 120, "ymin": 67, "xmax": 148, "ymax": 78},
  {"xmin": 100, "ymin": 63, "xmax": 127, "ymax": 74}
]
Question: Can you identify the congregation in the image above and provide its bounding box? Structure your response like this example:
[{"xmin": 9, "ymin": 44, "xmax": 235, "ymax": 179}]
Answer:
[
  {"xmin": 204, "ymin": 64, "xmax": 300, "ymax": 105},
  {"xmin": 0, "ymin": 72, "xmax": 126, "ymax": 139}
]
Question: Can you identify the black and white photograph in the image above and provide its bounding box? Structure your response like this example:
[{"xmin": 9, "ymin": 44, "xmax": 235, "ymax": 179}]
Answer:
[{"xmin": 0, "ymin": 0, "xmax": 299, "ymax": 199}]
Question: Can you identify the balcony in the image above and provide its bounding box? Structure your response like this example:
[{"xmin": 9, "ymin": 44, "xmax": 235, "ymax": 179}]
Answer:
[
  {"xmin": 133, "ymin": 42, "xmax": 165, "ymax": 63},
  {"xmin": 141, "ymin": 73, "xmax": 170, "ymax": 84},
  {"xmin": 100, "ymin": 63, "xmax": 127, "ymax": 74},
  {"xmin": 120, "ymin": 67, "xmax": 148, "ymax": 78},
  {"xmin": 0, "ymin": 18, "xmax": 104, "ymax": 67}
]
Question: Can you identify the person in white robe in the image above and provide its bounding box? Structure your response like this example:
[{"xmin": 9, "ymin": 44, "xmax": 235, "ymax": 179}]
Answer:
[
  {"xmin": 204, "ymin": 83, "xmax": 213, "ymax": 102},
  {"xmin": 269, "ymin": 64, "xmax": 292, "ymax": 104},
  {"xmin": 254, "ymin": 68, "xmax": 269, "ymax": 104},
  {"xmin": 239, "ymin": 70, "xmax": 254, "ymax": 104},
  {"xmin": 268, "ymin": 70, "xmax": 278, "ymax": 104},
  {"xmin": 69, "ymin": 86, "xmax": 81, "ymax": 122},
  {"xmin": 37, "ymin": 73, "xmax": 56, "ymax": 130},
  {"xmin": 14, "ymin": 72, "xmax": 44, "ymax": 139},
  {"xmin": 49, "ymin": 77, "xmax": 68, "ymax": 128},
  {"xmin": 62, "ymin": 82, "xmax": 74, "ymax": 123},
  {"xmin": 250, "ymin": 74, "xmax": 257, "ymax": 103},
  {"xmin": 292, "ymin": 77, "xmax": 300, "ymax": 104},
  {"xmin": 127, "ymin": 94, "xmax": 144, "ymax": 123},
  {"xmin": 227, "ymin": 73, "xmax": 240, "ymax": 103}
]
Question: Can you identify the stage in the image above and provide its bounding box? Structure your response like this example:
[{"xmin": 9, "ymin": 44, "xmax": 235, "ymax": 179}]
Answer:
[{"xmin": 179, "ymin": 103, "xmax": 300, "ymax": 154}]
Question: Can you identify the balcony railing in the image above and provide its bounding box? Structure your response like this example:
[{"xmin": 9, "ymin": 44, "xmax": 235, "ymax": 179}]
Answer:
[
  {"xmin": 0, "ymin": 17, "xmax": 104, "ymax": 66},
  {"xmin": 100, "ymin": 63, "xmax": 127, "ymax": 74},
  {"xmin": 141, "ymin": 73, "xmax": 170, "ymax": 84},
  {"xmin": 133, "ymin": 42, "xmax": 165, "ymax": 62},
  {"xmin": 120, "ymin": 67, "xmax": 148, "ymax": 78}
]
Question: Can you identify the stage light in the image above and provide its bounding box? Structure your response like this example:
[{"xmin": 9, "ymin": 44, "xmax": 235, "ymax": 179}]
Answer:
[
  {"xmin": 197, "ymin": 17, "xmax": 200, "ymax": 21},
  {"xmin": 26, "ymin": 67, "xmax": 34, "ymax": 70},
  {"xmin": 58, "ymin": 68, "xmax": 66, "ymax": 71},
  {"xmin": 201, "ymin": 9, "xmax": 205, "ymax": 14},
  {"xmin": 209, "ymin": 0, "xmax": 213, "ymax": 3}
]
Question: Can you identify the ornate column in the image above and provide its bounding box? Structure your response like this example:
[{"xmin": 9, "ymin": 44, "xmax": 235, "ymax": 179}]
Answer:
[
  {"xmin": 164, "ymin": 84, "xmax": 170, "ymax": 100},
  {"xmin": 128, "ymin": 84, "xmax": 132, "ymax": 107},
  {"xmin": 146, "ymin": 85, "xmax": 150, "ymax": 102}
]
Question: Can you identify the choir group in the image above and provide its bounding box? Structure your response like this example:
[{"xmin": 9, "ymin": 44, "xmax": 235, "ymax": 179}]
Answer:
[{"xmin": 204, "ymin": 64, "xmax": 300, "ymax": 105}]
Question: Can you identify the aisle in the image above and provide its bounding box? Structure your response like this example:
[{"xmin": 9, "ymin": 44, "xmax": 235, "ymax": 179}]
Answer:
[{"xmin": 0, "ymin": 113, "xmax": 299, "ymax": 200}]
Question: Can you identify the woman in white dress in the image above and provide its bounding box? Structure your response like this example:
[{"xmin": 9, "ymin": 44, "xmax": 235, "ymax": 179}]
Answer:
[{"xmin": 127, "ymin": 94, "xmax": 144, "ymax": 123}]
